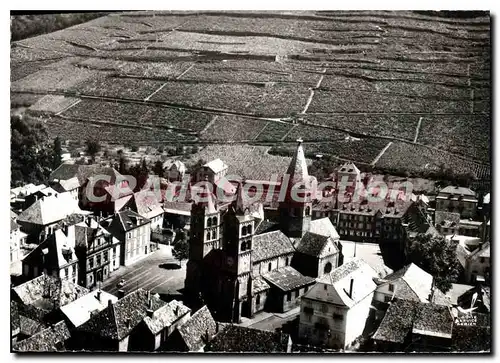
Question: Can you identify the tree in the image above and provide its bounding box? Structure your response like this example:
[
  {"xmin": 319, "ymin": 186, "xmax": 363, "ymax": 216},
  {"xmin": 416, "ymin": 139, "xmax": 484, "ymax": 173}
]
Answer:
[
  {"xmin": 406, "ymin": 233, "xmax": 461, "ymax": 293},
  {"xmin": 153, "ymin": 160, "xmax": 164, "ymax": 178},
  {"xmin": 85, "ymin": 139, "xmax": 101, "ymax": 162},
  {"xmin": 52, "ymin": 136, "xmax": 63, "ymax": 169},
  {"xmin": 172, "ymin": 231, "xmax": 189, "ymax": 266},
  {"xmin": 11, "ymin": 114, "xmax": 53, "ymax": 187}
]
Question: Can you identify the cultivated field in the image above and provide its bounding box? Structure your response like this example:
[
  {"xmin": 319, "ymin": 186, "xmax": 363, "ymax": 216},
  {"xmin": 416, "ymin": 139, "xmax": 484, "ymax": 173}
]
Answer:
[{"xmin": 10, "ymin": 10, "xmax": 490, "ymax": 180}]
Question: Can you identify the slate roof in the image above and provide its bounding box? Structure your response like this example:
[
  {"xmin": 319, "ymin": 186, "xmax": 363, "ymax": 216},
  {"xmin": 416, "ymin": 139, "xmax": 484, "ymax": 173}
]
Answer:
[
  {"xmin": 13, "ymin": 275, "xmax": 89, "ymax": 311},
  {"xmin": 19, "ymin": 314, "xmax": 46, "ymax": 337},
  {"xmin": 372, "ymin": 299, "xmax": 419, "ymax": 344},
  {"xmin": 438, "ymin": 186, "xmax": 476, "ymax": 197},
  {"xmin": 435, "ymin": 211, "xmax": 461, "ymax": 228},
  {"xmin": 309, "ymin": 217, "xmax": 340, "ymax": 239},
  {"xmin": 142, "ymin": 300, "xmax": 191, "ymax": 335},
  {"xmin": 13, "ymin": 321, "xmax": 71, "ymax": 352},
  {"xmin": 252, "ymin": 276, "xmax": 271, "ymax": 294},
  {"xmin": 103, "ymin": 209, "xmax": 151, "ymax": 239},
  {"xmin": 176, "ymin": 305, "xmax": 217, "ymax": 352},
  {"xmin": 205, "ymin": 325, "xmax": 291, "ymax": 352},
  {"xmin": 60, "ymin": 290, "xmax": 118, "ymax": 328},
  {"xmin": 17, "ymin": 192, "xmax": 86, "ymax": 226},
  {"xmin": 295, "ymin": 232, "xmax": 338, "ymax": 257},
  {"xmin": 78, "ymin": 289, "xmax": 166, "ymax": 341},
  {"xmin": 252, "ymin": 230, "xmax": 295, "ymax": 263},
  {"xmin": 254, "ymin": 220, "xmax": 280, "ymax": 235},
  {"xmin": 24, "ymin": 228, "xmax": 78, "ymax": 270},
  {"xmin": 413, "ymin": 303, "xmax": 454, "ymax": 339},
  {"xmin": 263, "ymin": 266, "xmax": 315, "ymax": 292}
]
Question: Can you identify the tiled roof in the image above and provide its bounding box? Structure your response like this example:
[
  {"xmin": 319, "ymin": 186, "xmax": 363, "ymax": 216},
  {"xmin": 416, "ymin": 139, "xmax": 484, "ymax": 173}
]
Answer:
[
  {"xmin": 295, "ymin": 232, "xmax": 338, "ymax": 257},
  {"xmin": 17, "ymin": 192, "xmax": 85, "ymax": 226},
  {"xmin": 381, "ymin": 263, "xmax": 434, "ymax": 303},
  {"xmin": 142, "ymin": 300, "xmax": 191, "ymax": 335},
  {"xmin": 205, "ymin": 325, "xmax": 291, "ymax": 352},
  {"xmin": 263, "ymin": 266, "xmax": 315, "ymax": 292},
  {"xmin": 13, "ymin": 321, "xmax": 71, "ymax": 352},
  {"xmin": 413, "ymin": 303, "xmax": 454, "ymax": 338},
  {"xmin": 19, "ymin": 314, "xmax": 46, "ymax": 337},
  {"xmin": 78, "ymin": 288, "xmax": 166, "ymax": 341},
  {"xmin": 50, "ymin": 164, "xmax": 125, "ymax": 188},
  {"xmin": 24, "ymin": 228, "xmax": 78, "ymax": 270},
  {"xmin": 285, "ymin": 140, "xmax": 309, "ymax": 187},
  {"xmin": 163, "ymin": 201, "xmax": 193, "ymax": 215},
  {"xmin": 133, "ymin": 190, "xmax": 163, "ymax": 218},
  {"xmin": 163, "ymin": 159, "xmax": 186, "ymax": 173},
  {"xmin": 372, "ymin": 299, "xmax": 419, "ymax": 343},
  {"xmin": 438, "ymin": 186, "xmax": 476, "ymax": 197},
  {"xmin": 11, "ymin": 301, "xmax": 20, "ymax": 334},
  {"xmin": 176, "ymin": 305, "xmax": 217, "ymax": 352},
  {"xmin": 309, "ymin": 217, "xmax": 340, "ymax": 239},
  {"xmin": 252, "ymin": 230, "xmax": 295, "ymax": 262},
  {"xmin": 60, "ymin": 290, "xmax": 118, "ymax": 328},
  {"xmin": 252, "ymin": 276, "xmax": 271, "ymax": 294},
  {"xmin": 103, "ymin": 209, "xmax": 151, "ymax": 239},
  {"xmin": 13, "ymin": 275, "xmax": 89, "ymax": 311}
]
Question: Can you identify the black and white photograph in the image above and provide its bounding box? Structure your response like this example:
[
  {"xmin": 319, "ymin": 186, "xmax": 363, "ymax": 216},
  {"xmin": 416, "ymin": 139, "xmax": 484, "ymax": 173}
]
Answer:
[{"xmin": 8, "ymin": 8, "xmax": 491, "ymax": 353}]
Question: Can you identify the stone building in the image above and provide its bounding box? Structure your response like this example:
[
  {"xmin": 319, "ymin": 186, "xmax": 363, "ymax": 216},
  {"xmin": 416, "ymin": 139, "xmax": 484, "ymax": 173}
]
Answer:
[{"xmin": 436, "ymin": 186, "xmax": 478, "ymax": 219}]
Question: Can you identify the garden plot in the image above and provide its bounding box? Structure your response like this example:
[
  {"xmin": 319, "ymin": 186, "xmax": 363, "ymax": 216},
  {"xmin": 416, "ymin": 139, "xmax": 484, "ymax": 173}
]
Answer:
[
  {"xmin": 308, "ymin": 90, "xmax": 470, "ymax": 114},
  {"xmin": 72, "ymin": 75, "xmax": 164, "ymax": 99},
  {"xmin": 374, "ymin": 141, "xmax": 490, "ymax": 178},
  {"xmin": 303, "ymin": 114, "xmax": 419, "ymax": 141},
  {"xmin": 200, "ymin": 115, "xmax": 269, "ymax": 141},
  {"xmin": 29, "ymin": 95, "xmax": 80, "ymax": 114},
  {"xmin": 11, "ymin": 64, "xmax": 100, "ymax": 93},
  {"xmin": 417, "ymin": 114, "xmax": 490, "ymax": 162},
  {"xmin": 61, "ymin": 99, "xmax": 213, "ymax": 131}
]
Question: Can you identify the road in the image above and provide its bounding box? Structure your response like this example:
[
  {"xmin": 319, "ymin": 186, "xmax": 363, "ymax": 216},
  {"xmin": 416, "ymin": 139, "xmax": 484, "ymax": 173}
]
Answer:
[{"xmin": 100, "ymin": 246, "xmax": 186, "ymax": 297}]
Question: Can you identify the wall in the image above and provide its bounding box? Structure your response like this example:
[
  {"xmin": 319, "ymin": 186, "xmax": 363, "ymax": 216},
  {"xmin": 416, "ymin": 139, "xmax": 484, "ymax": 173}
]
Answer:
[
  {"xmin": 344, "ymin": 291, "xmax": 374, "ymax": 348},
  {"xmin": 118, "ymin": 336, "xmax": 130, "ymax": 352},
  {"xmin": 124, "ymin": 223, "xmax": 151, "ymax": 266}
]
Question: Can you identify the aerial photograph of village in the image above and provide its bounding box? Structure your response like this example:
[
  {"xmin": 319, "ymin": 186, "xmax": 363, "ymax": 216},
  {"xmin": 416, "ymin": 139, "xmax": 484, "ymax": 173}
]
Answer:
[{"xmin": 9, "ymin": 10, "xmax": 491, "ymax": 353}]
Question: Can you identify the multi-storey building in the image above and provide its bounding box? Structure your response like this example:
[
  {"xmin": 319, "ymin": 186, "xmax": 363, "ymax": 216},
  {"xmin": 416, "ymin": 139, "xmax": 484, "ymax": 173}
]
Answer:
[{"xmin": 435, "ymin": 186, "xmax": 478, "ymax": 219}]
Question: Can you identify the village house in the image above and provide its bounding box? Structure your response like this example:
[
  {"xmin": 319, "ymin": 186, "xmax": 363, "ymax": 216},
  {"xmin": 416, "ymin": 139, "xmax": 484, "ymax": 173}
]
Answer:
[
  {"xmin": 74, "ymin": 217, "xmax": 121, "ymax": 289},
  {"xmin": 12, "ymin": 275, "xmax": 89, "ymax": 324},
  {"xmin": 434, "ymin": 211, "xmax": 461, "ymax": 236},
  {"xmin": 435, "ymin": 186, "xmax": 478, "ymax": 219},
  {"xmin": 164, "ymin": 305, "xmax": 217, "ymax": 352},
  {"xmin": 10, "ymin": 183, "xmax": 47, "ymax": 212},
  {"xmin": 456, "ymin": 241, "xmax": 490, "ymax": 284},
  {"xmin": 75, "ymin": 289, "xmax": 166, "ymax": 351},
  {"xmin": 372, "ymin": 299, "xmax": 454, "ymax": 352},
  {"xmin": 21, "ymin": 225, "xmax": 79, "ymax": 284},
  {"xmin": 11, "ymin": 214, "xmax": 27, "ymax": 276},
  {"xmin": 205, "ymin": 325, "xmax": 293, "ymax": 353},
  {"xmin": 373, "ymin": 263, "xmax": 451, "ymax": 307},
  {"xmin": 100, "ymin": 209, "xmax": 154, "ymax": 267},
  {"xmin": 163, "ymin": 159, "xmax": 186, "ymax": 182},
  {"xmin": 116, "ymin": 190, "xmax": 165, "ymax": 231},
  {"xmin": 16, "ymin": 192, "xmax": 89, "ymax": 244},
  {"xmin": 12, "ymin": 320, "xmax": 72, "ymax": 352},
  {"xmin": 298, "ymin": 258, "xmax": 378, "ymax": 350},
  {"xmin": 129, "ymin": 299, "xmax": 191, "ymax": 351},
  {"xmin": 59, "ymin": 289, "xmax": 118, "ymax": 329},
  {"xmin": 195, "ymin": 158, "xmax": 228, "ymax": 184}
]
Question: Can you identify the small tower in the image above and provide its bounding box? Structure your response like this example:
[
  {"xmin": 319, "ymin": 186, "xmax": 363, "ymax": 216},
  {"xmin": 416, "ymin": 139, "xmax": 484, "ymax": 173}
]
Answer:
[{"xmin": 279, "ymin": 139, "xmax": 313, "ymax": 238}]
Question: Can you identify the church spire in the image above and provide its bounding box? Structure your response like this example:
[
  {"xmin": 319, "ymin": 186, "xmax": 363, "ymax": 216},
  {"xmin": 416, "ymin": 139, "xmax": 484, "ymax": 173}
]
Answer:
[{"xmin": 286, "ymin": 138, "xmax": 309, "ymax": 186}]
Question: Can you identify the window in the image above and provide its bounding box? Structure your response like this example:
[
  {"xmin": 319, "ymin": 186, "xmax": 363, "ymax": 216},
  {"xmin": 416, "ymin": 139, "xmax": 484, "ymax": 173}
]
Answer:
[
  {"xmin": 206, "ymin": 232, "xmax": 211, "ymax": 241},
  {"xmin": 304, "ymin": 286, "xmax": 308, "ymax": 293},
  {"xmin": 207, "ymin": 218, "xmax": 212, "ymax": 227},
  {"xmin": 242, "ymin": 226, "xmax": 247, "ymax": 236},
  {"xmin": 212, "ymin": 230, "xmax": 216, "ymax": 240},
  {"xmin": 285, "ymin": 257, "xmax": 289, "ymax": 266},
  {"xmin": 89, "ymin": 258, "xmax": 94, "ymax": 269},
  {"xmin": 65, "ymin": 267, "xmax": 68, "ymax": 277},
  {"xmin": 256, "ymin": 294, "xmax": 261, "ymax": 305},
  {"xmin": 321, "ymin": 304, "xmax": 328, "ymax": 313},
  {"xmin": 384, "ymin": 295, "xmax": 392, "ymax": 303},
  {"xmin": 247, "ymin": 225, "xmax": 252, "ymax": 235},
  {"xmin": 104, "ymin": 252, "xmax": 108, "ymax": 262},
  {"xmin": 480, "ymin": 257, "xmax": 485, "ymax": 264},
  {"xmin": 113, "ymin": 246, "xmax": 116, "ymax": 256},
  {"xmin": 287, "ymin": 292, "xmax": 292, "ymax": 302},
  {"xmin": 324, "ymin": 262, "xmax": 332, "ymax": 274},
  {"xmin": 295, "ymin": 290, "xmax": 299, "ymax": 298},
  {"xmin": 388, "ymin": 283, "xmax": 394, "ymax": 292},
  {"xmin": 241, "ymin": 241, "xmax": 246, "ymax": 252},
  {"xmin": 97, "ymin": 238, "xmax": 101, "ymax": 246},
  {"xmin": 268, "ymin": 262, "xmax": 272, "ymax": 272},
  {"xmin": 324, "ymin": 284, "xmax": 328, "ymax": 290},
  {"xmin": 305, "ymin": 206, "xmax": 311, "ymax": 216},
  {"xmin": 303, "ymin": 306, "xmax": 314, "ymax": 314},
  {"xmin": 333, "ymin": 313, "xmax": 344, "ymax": 321},
  {"xmin": 97, "ymin": 255, "xmax": 101, "ymax": 266},
  {"xmin": 212, "ymin": 217, "xmax": 218, "ymax": 226}
]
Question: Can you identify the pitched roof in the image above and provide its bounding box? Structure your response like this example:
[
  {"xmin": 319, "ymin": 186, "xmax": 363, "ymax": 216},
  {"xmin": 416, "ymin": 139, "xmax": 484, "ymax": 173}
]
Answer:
[
  {"xmin": 19, "ymin": 314, "xmax": 46, "ymax": 337},
  {"xmin": 11, "ymin": 301, "xmax": 20, "ymax": 334},
  {"xmin": 309, "ymin": 217, "xmax": 340, "ymax": 240},
  {"xmin": 11, "ymin": 183, "xmax": 47, "ymax": 198},
  {"xmin": 203, "ymin": 158, "xmax": 228, "ymax": 173},
  {"xmin": 483, "ymin": 193, "xmax": 490, "ymax": 204},
  {"xmin": 78, "ymin": 289, "xmax": 167, "ymax": 340},
  {"xmin": 176, "ymin": 305, "xmax": 217, "ymax": 352},
  {"xmin": 60, "ymin": 290, "xmax": 118, "ymax": 328},
  {"xmin": 142, "ymin": 299, "xmax": 191, "ymax": 335},
  {"xmin": 252, "ymin": 230, "xmax": 295, "ymax": 262},
  {"xmin": 338, "ymin": 161, "xmax": 360, "ymax": 174},
  {"xmin": 253, "ymin": 276, "xmax": 271, "ymax": 294},
  {"xmin": 263, "ymin": 266, "xmax": 315, "ymax": 292},
  {"xmin": 133, "ymin": 190, "xmax": 164, "ymax": 218},
  {"xmin": 11, "ymin": 218, "xmax": 19, "ymax": 232},
  {"xmin": 17, "ymin": 192, "xmax": 86, "ymax": 226},
  {"xmin": 469, "ymin": 242, "xmax": 490, "ymax": 259},
  {"xmin": 295, "ymin": 232, "xmax": 338, "ymax": 258},
  {"xmin": 380, "ymin": 263, "xmax": 434, "ymax": 303},
  {"xmin": 205, "ymin": 325, "xmax": 291, "ymax": 352},
  {"xmin": 163, "ymin": 201, "xmax": 192, "ymax": 216},
  {"xmin": 13, "ymin": 321, "xmax": 71, "ymax": 352},
  {"xmin": 372, "ymin": 299, "xmax": 419, "ymax": 344},
  {"xmin": 50, "ymin": 164, "xmax": 126, "ymax": 188},
  {"xmin": 438, "ymin": 186, "xmax": 476, "ymax": 197},
  {"xmin": 103, "ymin": 209, "xmax": 151, "ymax": 239},
  {"xmin": 312, "ymin": 258, "xmax": 378, "ymax": 307},
  {"xmin": 413, "ymin": 303, "xmax": 454, "ymax": 338},
  {"xmin": 457, "ymin": 286, "xmax": 490, "ymax": 313},
  {"xmin": 254, "ymin": 220, "xmax": 279, "ymax": 235},
  {"xmin": 13, "ymin": 275, "xmax": 89, "ymax": 311},
  {"xmin": 285, "ymin": 139, "xmax": 309, "ymax": 186},
  {"xmin": 163, "ymin": 159, "xmax": 186, "ymax": 173}
]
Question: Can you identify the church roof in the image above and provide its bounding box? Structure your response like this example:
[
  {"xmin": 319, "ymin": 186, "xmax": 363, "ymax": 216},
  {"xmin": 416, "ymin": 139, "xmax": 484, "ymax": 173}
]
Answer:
[
  {"xmin": 252, "ymin": 230, "xmax": 295, "ymax": 262},
  {"xmin": 309, "ymin": 217, "xmax": 340, "ymax": 239},
  {"xmin": 285, "ymin": 139, "xmax": 309, "ymax": 186},
  {"xmin": 263, "ymin": 266, "xmax": 316, "ymax": 292},
  {"xmin": 295, "ymin": 232, "xmax": 338, "ymax": 258}
]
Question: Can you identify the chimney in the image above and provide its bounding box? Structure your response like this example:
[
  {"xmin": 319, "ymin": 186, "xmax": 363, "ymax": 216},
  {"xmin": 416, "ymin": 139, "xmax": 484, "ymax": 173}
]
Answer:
[
  {"xmin": 216, "ymin": 322, "xmax": 220, "ymax": 333},
  {"xmin": 146, "ymin": 309, "xmax": 154, "ymax": 318},
  {"xmin": 96, "ymin": 290, "xmax": 101, "ymax": 302},
  {"xmin": 175, "ymin": 306, "xmax": 179, "ymax": 316},
  {"xmin": 126, "ymin": 318, "xmax": 131, "ymax": 328},
  {"xmin": 118, "ymin": 289, "xmax": 125, "ymax": 299},
  {"xmin": 349, "ymin": 278, "xmax": 354, "ymax": 298}
]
